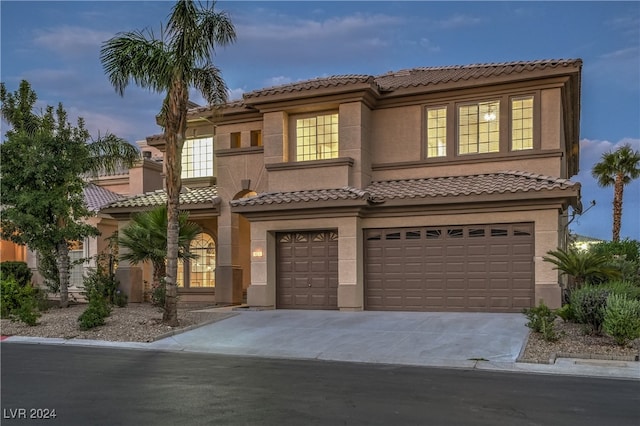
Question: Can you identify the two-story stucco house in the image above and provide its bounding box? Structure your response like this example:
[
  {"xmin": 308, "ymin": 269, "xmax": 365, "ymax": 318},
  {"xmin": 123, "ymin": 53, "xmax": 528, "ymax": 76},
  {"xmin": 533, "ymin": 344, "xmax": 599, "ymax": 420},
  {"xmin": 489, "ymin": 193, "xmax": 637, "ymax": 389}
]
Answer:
[{"xmin": 104, "ymin": 59, "xmax": 582, "ymax": 312}]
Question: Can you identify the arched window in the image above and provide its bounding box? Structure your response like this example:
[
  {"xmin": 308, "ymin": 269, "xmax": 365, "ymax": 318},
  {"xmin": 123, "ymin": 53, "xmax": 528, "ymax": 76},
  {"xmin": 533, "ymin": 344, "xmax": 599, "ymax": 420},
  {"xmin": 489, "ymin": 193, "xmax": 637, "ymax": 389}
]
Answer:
[{"xmin": 177, "ymin": 233, "xmax": 216, "ymax": 288}]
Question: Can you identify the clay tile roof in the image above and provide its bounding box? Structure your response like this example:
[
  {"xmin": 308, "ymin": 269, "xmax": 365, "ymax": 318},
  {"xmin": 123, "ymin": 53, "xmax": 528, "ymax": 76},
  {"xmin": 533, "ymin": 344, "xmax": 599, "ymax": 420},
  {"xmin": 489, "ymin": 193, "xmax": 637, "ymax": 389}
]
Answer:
[
  {"xmin": 230, "ymin": 187, "xmax": 370, "ymax": 207},
  {"xmin": 243, "ymin": 75, "xmax": 376, "ymax": 99},
  {"xmin": 365, "ymin": 171, "xmax": 579, "ymax": 199},
  {"xmin": 84, "ymin": 183, "xmax": 124, "ymax": 212},
  {"xmin": 104, "ymin": 186, "xmax": 219, "ymax": 209},
  {"xmin": 231, "ymin": 171, "xmax": 578, "ymax": 209},
  {"xmin": 374, "ymin": 59, "xmax": 582, "ymax": 91}
]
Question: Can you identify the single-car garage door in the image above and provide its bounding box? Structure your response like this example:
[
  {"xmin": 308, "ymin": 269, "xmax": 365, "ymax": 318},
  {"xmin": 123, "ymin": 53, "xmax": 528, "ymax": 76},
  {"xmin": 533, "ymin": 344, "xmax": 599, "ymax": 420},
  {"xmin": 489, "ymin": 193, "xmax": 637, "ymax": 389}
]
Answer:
[
  {"xmin": 365, "ymin": 223, "xmax": 534, "ymax": 312},
  {"xmin": 277, "ymin": 230, "xmax": 338, "ymax": 309}
]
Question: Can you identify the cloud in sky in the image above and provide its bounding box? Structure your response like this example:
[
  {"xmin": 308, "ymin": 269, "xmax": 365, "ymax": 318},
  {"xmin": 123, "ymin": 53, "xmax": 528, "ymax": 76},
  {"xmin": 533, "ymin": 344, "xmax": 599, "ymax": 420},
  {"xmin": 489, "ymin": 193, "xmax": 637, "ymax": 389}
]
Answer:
[
  {"xmin": 432, "ymin": 14, "xmax": 484, "ymax": 30},
  {"xmin": 33, "ymin": 26, "xmax": 113, "ymax": 56}
]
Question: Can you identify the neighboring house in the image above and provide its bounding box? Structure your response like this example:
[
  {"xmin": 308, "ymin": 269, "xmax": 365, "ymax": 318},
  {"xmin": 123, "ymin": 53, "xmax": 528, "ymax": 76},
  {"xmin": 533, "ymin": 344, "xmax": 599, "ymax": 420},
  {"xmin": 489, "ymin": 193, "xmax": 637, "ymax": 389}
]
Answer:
[{"xmin": 104, "ymin": 59, "xmax": 582, "ymax": 312}]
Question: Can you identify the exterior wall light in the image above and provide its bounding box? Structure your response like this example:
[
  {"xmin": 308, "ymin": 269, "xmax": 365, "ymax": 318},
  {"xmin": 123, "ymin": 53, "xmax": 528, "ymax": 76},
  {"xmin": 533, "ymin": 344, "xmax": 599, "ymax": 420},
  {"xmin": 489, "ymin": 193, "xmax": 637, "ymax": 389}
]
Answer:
[{"xmin": 252, "ymin": 248, "xmax": 263, "ymax": 258}]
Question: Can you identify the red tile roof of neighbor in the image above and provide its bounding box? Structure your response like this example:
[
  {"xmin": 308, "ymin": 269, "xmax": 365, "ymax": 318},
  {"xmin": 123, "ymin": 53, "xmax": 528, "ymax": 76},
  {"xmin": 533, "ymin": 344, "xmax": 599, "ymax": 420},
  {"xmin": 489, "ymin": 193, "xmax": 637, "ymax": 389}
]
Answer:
[
  {"xmin": 230, "ymin": 171, "xmax": 580, "ymax": 207},
  {"xmin": 83, "ymin": 184, "xmax": 124, "ymax": 212}
]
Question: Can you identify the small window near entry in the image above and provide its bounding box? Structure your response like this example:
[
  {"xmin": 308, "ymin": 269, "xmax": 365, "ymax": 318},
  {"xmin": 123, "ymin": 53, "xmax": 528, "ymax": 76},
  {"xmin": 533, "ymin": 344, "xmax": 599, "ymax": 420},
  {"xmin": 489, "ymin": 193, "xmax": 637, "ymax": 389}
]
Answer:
[
  {"xmin": 469, "ymin": 228, "xmax": 485, "ymax": 238},
  {"xmin": 448, "ymin": 229, "xmax": 463, "ymax": 238},
  {"xmin": 491, "ymin": 228, "xmax": 509, "ymax": 237},
  {"xmin": 230, "ymin": 132, "xmax": 241, "ymax": 149},
  {"xmin": 251, "ymin": 130, "xmax": 262, "ymax": 147},
  {"xmin": 426, "ymin": 229, "xmax": 442, "ymax": 239},
  {"xmin": 385, "ymin": 232, "xmax": 401, "ymax": 240}
]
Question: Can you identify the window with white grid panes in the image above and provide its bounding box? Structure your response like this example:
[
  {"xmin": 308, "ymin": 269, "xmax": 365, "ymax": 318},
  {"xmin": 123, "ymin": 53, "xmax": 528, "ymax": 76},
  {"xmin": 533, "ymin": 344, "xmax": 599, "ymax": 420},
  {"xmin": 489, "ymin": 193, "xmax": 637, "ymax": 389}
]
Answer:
[
  {"xmin": 296, "ymin": 113, "xmax": 338, "ymax": 161},
  {"xmin": 181, "ymin": 137, "xmax": 213, "ymax": 178},
  {"xmin": 458, "ymin": 101, "xmax": 500, "ymax": 155},
  {"xmin": 511, "ymin": 96, "xmax": 534, "ymax": 151},
  {"xmin": 426, "ymin": 107, "xmax": 447, "ymax": 158}
]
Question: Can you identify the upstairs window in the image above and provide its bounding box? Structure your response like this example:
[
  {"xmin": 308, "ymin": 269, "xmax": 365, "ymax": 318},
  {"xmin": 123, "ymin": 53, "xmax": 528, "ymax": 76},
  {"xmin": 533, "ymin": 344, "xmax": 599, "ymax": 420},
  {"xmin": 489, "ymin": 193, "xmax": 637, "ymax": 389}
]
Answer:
[
  {"xmin": 425, "ymin": 94, "xmax": 537, "ymax": 159},
  {"xmin": 511, "ymin": 96, "xmax": 534, "ymax": 151},
  {"xmin": 458, "ymin": 100, "xmax": 500, "ymax": 155},
  {"xmin": 426, "ymin": 107, "xmax": 447, "ymax": 158},
  {"xmin": 181, "ymin": 137, "xmax": 213, "ymax": 179},
  {"xmin": 295, "ymin": 113, "xmax": 338, "ymax": 161}
]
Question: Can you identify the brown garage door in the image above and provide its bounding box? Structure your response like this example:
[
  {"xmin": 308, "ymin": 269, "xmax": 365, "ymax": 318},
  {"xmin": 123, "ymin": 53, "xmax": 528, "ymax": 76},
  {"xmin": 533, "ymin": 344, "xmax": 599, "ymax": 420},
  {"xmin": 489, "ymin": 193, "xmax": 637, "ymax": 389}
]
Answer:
[
  {"xmin": 365, "ymin": 223, "xmax": 534, "ymax": 312},
  {"xmin": 277, "ymin": 231, "xmax": 338, "ymax": 309}
]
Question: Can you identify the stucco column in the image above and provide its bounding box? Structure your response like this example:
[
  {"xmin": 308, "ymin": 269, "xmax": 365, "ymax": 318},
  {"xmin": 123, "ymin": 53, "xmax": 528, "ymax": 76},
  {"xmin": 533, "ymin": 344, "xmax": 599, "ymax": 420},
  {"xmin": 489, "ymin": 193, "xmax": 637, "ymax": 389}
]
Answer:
[
  {"xmin": 114, "ymin": 219, "xmax": 143, "ymax": 303},
  {"xmin": 338, "ymin": 217, "xmax": 364, "ymax": 311},
  {"xmin": 247, "ymin": 222, "xmax": 275, "ymax": 308},
  {"xmin": 534, "ymin": 210, "xmax": 563, "ymax": 308},
  {"xmin": 215, "ymin": 202, "xmax": 243, "ymax": 304}
]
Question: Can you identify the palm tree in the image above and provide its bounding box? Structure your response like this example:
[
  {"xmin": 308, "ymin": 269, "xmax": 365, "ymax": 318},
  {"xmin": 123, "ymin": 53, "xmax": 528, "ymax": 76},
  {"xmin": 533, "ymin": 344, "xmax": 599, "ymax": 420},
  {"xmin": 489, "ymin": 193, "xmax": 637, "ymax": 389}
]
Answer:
[
  {"xmin": 117, "ymin": 206, "xmax": 201, "ymax": 309},
  {"xmin": 100, "ymin": 0, "xmax": 235, "ymax": 325},
  {"xmin": 543, "ymin": 248, "xmax": 621, "ymax": 294},
  {"xmin": 591, "ymin": 144, "xmax": 640, "ymax": 242}
]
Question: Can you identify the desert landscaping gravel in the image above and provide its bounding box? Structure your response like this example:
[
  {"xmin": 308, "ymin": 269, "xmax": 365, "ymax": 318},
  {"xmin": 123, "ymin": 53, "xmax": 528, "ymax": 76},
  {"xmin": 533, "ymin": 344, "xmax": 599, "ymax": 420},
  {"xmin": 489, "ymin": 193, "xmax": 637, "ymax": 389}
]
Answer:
[
  {"xmin": 1, "ymin": 303, "xmax": 236, "ymax": 343},
  {"xmin": 2, "ymin": 304, "xmax": 638, "ymax": 365}
]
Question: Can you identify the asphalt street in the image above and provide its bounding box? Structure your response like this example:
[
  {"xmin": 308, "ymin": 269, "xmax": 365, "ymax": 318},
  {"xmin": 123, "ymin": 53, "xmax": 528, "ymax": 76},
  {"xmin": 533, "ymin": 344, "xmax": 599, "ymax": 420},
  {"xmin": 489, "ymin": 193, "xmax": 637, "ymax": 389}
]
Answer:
[{"xmin": 1, "ymin": 344, "xmax": 639, "ymax": 426}]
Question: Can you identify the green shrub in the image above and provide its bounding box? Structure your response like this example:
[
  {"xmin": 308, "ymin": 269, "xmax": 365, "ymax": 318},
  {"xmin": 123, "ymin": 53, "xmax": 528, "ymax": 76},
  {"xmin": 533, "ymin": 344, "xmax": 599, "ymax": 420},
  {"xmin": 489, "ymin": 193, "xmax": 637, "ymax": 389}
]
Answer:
[
  {"xmin": 591, "ymin": 239, "xmax": 640, "ymax": 264},
  {"xmin": 590, "ymin": 239, "xmax": 640, "ymax": 285},
  {"xmin": 603, "ymin": 294, "xmax": 640, "ymax": 345},
  {"xmin": 14, "ymin": 295, "xmax": 40, "ymax": 326},
  {"xmin": 78, "ymin": 304, "xmax": 108, "ymax": 329},
  {"xmin": 1, "ymin": 277, "xmax": 21, "ymax": 318},
  {"xmin": 555, "ymin": 304, "xmax": 575, "ymax": 322},
  {"xmin": 523, "ymin": 301, "xmax": 558, "ymax": 341},
  {"xmin": 77, "ymin": 288, "xmax": 112, "ymax": 330},
  {"xmin": 82, "ymin": 265, "xmax": 119, "ymax": 303},
  {"xmin": 0, "ymin": 261, "xmax": 32, "ymax": 287},
  {"xmin": 150, "ymin": 280, "xmax": 166, "ymax": 309},
  {"xmin": 570, "ymin": 285, "xmax": 610, "ymax": 335},
  {"xmin": 601, "ymin": 280, "xmax": 640, "ymax": 300},
  {"xmin": 112, "ymin": 289, "xmax": 128, "ymax": 308},
  {"xmin": 1, "ymin": 277, "xmax": 41, "ymax": 325}
]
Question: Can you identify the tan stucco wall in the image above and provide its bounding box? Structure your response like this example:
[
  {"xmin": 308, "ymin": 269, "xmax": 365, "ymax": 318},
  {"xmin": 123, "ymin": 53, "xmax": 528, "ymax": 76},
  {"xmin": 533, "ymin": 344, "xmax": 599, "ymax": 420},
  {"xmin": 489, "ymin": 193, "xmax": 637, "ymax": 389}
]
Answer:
[
  {"xmin": 372, "ymin": 156, "xmax": 564, "ymax": 181},
  {"xmin": 247, "ymin": 207, "xmax": 564, "ymax": 311},
  {"xmin": 370, "ymin": 105, "xmax": 422, "ymax": 165},
  {"xmin": 339, "ymin": 102, "xmax": 372, "ymax": 188},
  {"xmin": 540, "ymin": 88, "xmax": 562, "ymax": 152},
  {"xmin": 268, "ymin": 163, "xmax": 352, "ymax": 192}
]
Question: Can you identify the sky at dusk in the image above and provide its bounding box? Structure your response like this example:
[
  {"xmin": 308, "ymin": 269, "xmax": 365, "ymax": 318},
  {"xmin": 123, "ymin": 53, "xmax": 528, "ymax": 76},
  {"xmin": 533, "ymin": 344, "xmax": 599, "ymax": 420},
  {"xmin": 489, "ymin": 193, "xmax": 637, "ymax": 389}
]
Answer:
[{"xmin": 1, "ymin": 1, "xmax": 639, "ymax": 241}]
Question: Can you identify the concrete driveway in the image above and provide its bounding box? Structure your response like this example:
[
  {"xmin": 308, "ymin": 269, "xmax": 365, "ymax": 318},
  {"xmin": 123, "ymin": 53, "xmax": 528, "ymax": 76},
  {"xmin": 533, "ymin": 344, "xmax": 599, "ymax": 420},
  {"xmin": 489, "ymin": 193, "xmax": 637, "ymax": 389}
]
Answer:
[{"xmin": 149, "ymin": 310, "xmax": 529, "ymax": 368}]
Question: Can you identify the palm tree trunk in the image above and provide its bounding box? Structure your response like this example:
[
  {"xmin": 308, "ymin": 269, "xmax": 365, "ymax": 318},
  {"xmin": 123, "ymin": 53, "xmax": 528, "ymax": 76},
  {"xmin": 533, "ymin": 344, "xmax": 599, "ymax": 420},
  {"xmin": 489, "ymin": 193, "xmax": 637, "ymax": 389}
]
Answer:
[
  {"xmin": 163, "ymin": 79, "xmax": 188, "ymax": 326},
  {"xmin": 56, "ymin": 241, "xmax": 70, "ymax": 308},
  {"xmin": 612, "ymin": 173, "xmax": 624, "ymax": 242}
]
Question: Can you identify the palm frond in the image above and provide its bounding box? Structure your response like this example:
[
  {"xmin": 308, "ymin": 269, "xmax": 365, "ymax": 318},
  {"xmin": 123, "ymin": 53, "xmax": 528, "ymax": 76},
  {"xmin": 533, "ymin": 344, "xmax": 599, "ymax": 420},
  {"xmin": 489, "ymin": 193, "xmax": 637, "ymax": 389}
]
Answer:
[
  {"xmin": 192, "ymin": 65, "xmax": 228, "ymax": 106},
  {"xmin": 100, "ymin": 30, "xmax": 173, "ymax": 96},
  {"xmin": 85, "ymin": 133, "xmax": 141, "ymax": 176}
]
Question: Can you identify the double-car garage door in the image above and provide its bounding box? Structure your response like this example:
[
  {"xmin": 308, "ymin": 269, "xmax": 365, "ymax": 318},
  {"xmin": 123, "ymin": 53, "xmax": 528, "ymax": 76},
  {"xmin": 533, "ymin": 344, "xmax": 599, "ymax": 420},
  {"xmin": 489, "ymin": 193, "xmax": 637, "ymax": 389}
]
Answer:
[
  {"xmin": 275, "ymin": 224, "xmax": 534, "ymax": 312},
  {"xmin": 365, "ymin": 223, "xmax": 534, "ymax": 312}
]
